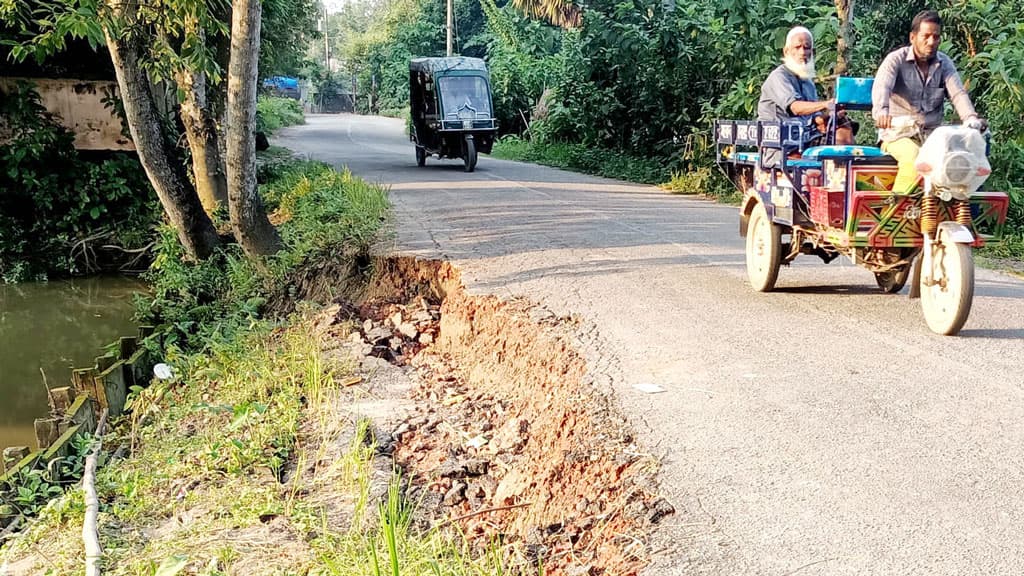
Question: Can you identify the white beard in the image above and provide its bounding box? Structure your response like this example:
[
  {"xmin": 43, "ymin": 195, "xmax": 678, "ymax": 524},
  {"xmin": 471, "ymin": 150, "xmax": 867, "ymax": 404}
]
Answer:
[{"xmin": 783, "ymin": 55, "xmax": 816, "ymax": 80}]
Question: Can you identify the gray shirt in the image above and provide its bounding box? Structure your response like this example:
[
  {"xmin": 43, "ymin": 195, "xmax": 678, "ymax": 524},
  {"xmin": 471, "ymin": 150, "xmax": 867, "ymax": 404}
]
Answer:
[
  {"xmin": 758, "ymin": 64, "xmax": 819, "ymax": 124},
  {"xmin": 872, "ymin": 46, "xmax": 977, "ymax": 142}
]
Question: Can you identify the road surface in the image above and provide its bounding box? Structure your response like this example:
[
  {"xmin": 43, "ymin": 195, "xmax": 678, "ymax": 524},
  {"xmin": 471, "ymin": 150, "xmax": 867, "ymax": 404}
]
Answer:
[{"xmin": 276, "ymin": 115, "xmax": 1024, "ymax": 576}]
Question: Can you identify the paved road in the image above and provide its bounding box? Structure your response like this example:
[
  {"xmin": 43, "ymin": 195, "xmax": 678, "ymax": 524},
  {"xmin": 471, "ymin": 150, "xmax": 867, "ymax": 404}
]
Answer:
[{"xmin": 276, "ymin": 115, "xmax": 1024, "ymax": 576}]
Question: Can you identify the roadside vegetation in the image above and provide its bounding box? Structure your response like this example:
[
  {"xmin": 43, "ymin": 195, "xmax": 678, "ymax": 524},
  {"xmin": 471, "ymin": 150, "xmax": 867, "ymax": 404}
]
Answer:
[
  {"xmin": 0, "ymin": 85, "xmax": 161, "ymax": 282},
  {"xmin": 4, "ymin": 315, "xmax": 506, "ymax": 574},
  {"xmin": 0, "ymin": 156, "xmax": 499, "ymax": 574},
  {"xmin": 257, "ymin": 96, "xmax": 306, "ymax": 135}
]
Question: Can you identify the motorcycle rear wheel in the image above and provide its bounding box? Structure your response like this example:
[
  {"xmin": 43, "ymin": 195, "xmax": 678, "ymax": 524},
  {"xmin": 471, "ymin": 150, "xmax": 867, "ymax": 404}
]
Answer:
[
  {"xmin": 875, "ymin": 266, "xmax": 911, "ymax": 294},
  {"xmin": 745, "ymin": 202, "xmax": 782, "ymax": 292}
]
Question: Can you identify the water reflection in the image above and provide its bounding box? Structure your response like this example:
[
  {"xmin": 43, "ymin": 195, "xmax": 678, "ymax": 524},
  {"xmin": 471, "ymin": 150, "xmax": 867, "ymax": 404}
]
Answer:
[{"xmin": 0, "ymin": 277, "xmax": 144, "ymax": 451}]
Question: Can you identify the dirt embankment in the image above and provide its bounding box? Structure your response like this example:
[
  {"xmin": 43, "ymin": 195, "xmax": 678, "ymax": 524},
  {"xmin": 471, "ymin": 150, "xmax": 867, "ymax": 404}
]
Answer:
[{"xmin": 354, "ymin": 256, "xmax": 673, "ymax": 575}]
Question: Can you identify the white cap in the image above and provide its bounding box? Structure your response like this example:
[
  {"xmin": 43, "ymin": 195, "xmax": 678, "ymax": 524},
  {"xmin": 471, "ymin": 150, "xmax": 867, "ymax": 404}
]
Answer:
[{"xmin": 786, "ymin": 26, "xmax": 813, "ymax": 48}]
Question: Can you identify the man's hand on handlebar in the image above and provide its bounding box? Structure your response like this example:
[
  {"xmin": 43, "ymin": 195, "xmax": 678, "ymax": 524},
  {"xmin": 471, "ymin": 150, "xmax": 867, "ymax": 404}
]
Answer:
[{"xmin": 966, "ymin": 116, "xmax": 989, "ymax": 132}]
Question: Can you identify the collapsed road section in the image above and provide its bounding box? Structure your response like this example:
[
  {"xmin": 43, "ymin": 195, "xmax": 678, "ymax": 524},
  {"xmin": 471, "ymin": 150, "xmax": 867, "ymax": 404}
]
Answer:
[{"xmin": 341, "ymin": 256, "xmax": 675, "ymax": 575}]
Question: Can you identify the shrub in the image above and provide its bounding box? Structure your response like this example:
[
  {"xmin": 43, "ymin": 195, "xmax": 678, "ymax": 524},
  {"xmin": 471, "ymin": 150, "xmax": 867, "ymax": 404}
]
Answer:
[
  {"xmin": 0, "ymin": 83, "xmax": 160, "ymax": 282},
  {"xmin": 256, "ymin": 96, "xmax": 305, "ymax": 134}
]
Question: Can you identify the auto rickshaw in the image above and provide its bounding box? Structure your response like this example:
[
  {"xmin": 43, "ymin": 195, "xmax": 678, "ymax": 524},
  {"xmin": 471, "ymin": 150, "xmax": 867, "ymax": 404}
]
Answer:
[
  {"xmin": 409, "ymin": 56, "xmax": 498, "ymax": 172},
  {"xmin": 716, "ymin": 77, "xmax": 1010, "ymax": 335}
]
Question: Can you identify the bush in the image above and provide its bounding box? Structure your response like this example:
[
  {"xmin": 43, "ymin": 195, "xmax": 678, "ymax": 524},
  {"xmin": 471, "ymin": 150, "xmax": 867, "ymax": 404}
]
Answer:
[
  {"xmin": 0, "ymin": 84, "xmax": 160, "ymax": 282},
  {"xmin": 256, "ymin": 96, "xmax": 305, "ymax": 134},
  {"xmin": 140, "ymin": 157, "xmax": 389, "ymax": 352},
  {"xmin": 492, "ymin": 135, "xmax": 669, "ymax": 183}
]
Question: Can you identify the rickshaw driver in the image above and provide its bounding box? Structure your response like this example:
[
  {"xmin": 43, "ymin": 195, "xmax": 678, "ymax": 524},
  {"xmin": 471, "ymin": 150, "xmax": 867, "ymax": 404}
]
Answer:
[
  {"xmin": 757, "ymin": 25, "xmax": 855, "ymax": 164},
  {"xmin": 872, "ymin": 10, "xmax": 984, "ymax": 193}
]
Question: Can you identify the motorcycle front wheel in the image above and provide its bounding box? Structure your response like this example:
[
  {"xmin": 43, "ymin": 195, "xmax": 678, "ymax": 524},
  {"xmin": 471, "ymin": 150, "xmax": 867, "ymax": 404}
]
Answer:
[{"xmin": 920, "ymin": 230, "xmax": 974, "ymax": 335}]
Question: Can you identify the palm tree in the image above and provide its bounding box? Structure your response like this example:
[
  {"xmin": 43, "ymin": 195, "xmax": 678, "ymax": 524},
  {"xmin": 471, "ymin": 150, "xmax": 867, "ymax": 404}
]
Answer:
[{"xmin": 511, "ymin": 0, "xmax": 581, "ymax": 28}]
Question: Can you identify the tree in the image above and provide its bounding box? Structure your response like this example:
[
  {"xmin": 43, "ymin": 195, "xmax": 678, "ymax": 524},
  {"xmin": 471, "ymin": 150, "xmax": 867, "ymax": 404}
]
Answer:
[
  {"xmin": 226, "ymin": 0, "xmax": 282, "ymax": 258},
  {"xmin": 835, "ymin": 0, "xmax": 854, "ymax": 75},
  {"xmin": 103, "ymin": 0, "xmax": 222, "ymax": 260},
  {"xmin": 2, "ymin": 0, "xmax": 300, "ymax": 260},
  {"xmin": 510, "ymin": 0, "xmax": 580, "ymax": 28},
  {"xmin": 2, "ymin": 0, "xmax": 224, "ymax": 258}
]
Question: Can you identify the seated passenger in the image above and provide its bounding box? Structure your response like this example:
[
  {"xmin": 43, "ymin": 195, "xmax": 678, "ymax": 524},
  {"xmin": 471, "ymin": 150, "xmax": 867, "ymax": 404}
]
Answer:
[{"xmin": 757, "ymin": 26, "xmax": 855, "ymax": 160}]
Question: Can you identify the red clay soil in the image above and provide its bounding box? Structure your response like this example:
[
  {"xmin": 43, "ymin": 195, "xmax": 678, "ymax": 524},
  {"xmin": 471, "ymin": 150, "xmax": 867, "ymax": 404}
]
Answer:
[{"xmin": 360, "ymin": 257, "xmax": 673, "ymax": 576}]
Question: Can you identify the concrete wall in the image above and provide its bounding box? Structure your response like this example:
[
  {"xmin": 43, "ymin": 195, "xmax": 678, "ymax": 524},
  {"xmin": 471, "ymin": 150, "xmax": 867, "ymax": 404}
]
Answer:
[{"xmin": 0, "ymin": 77, "xmax": 135, "ymax": 151}]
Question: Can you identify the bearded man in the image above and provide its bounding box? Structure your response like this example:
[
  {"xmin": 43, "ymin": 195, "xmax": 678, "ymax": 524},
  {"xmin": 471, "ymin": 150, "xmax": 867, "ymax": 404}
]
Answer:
[{"xmin": 757, "ymin": 26, "xmax": 854, "ymax": 155}]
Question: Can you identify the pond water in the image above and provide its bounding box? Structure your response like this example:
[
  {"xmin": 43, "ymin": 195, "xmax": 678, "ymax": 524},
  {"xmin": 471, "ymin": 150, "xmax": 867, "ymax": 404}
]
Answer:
[{"xmin": 0, "ymin": 276, "xmax": 144, "ymax": 453}]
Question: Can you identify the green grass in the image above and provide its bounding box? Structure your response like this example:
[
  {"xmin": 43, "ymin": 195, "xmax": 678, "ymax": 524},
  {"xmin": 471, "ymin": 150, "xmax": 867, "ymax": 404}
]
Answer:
[
  {"xmin": 3, "ymin": 320, "xmax": 516, "ymax": 575},
  {"xmin": 0, "ymin": 156, "xmax": 516, "ymax": 574},
  {"xmin": 491, "ymin": 136, "xmax": 740, "ymax": 203},
  {"xmin": 491, "ymin": 136, "xmax": 670, "ymax": 184},
  {"xmin": 257, "ymin": 96, "xmax": 306, "ymax": 134}
]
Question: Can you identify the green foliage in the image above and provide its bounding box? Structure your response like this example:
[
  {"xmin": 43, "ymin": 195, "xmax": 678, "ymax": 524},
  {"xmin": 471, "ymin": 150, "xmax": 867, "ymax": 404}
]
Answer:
[
  {"xmin": 255, "ymin": 96, "xmax": 305, "ymax": 134},
  {"xmin": 492, "ymin": 135, "xmax": 670, "ymax": 183},
  {"xmin": 479, "ymin": 0, "xmax": 562, "ymax": 133},
  {"xmin": 260, "ymin": 0, "xmax": 320, "ymax": 78},
  {"xmin": 0, "ymin": 84, "xmax": 160, "ymax": 282},
  {"xmin": 5, "ymin": 469, "xmax": 63, "ymax": 517},
  {"xmin": 139, "ymin": 157, "xmax": 389, "ymax": 352}
]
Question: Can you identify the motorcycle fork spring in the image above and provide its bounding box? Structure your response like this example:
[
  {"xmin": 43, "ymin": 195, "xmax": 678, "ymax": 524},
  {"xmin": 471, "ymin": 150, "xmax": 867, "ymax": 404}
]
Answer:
[
  {"xmin": 921, "ymin": 195, "xmax": 939, "ymax": 237},
  {"xmin": 955, "ymin": 199, "xmax": 973, "ymax": 228}
]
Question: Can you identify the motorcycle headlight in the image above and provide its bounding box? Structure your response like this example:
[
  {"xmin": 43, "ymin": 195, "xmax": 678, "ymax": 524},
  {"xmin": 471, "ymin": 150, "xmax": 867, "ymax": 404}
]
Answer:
[
  {"xmin": 462, "ymin": 120, "xmax": 472, "ymax": 130},
  {"xmin": 942, "ymin": 152, "xmax": 973, "ymax": 186}
]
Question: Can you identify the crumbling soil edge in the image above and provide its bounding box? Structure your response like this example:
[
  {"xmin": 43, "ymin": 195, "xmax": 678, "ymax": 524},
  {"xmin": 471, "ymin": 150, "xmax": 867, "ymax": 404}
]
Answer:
[{"xmin": 355, "ymin": 255, "xmax": 674, "ymax": 575}]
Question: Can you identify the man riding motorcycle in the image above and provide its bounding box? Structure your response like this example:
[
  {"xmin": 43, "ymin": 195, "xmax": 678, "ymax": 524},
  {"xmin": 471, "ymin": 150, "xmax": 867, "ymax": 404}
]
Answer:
[{"xmin": 872, "ymin": 9, "xmax": 986, "ymax": 193}]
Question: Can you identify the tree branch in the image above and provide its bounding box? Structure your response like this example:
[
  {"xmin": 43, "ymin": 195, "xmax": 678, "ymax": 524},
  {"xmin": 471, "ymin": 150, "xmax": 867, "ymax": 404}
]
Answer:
[{"xmin": 83, "ymin": 409, "xmax": 109, "ymax": 576}]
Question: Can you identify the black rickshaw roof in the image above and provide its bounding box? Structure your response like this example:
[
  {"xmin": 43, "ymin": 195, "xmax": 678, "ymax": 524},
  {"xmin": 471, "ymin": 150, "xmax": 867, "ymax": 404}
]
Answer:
[{"xmin": 409, "ymin": 57, "xmax": 489, "ymax": 75}]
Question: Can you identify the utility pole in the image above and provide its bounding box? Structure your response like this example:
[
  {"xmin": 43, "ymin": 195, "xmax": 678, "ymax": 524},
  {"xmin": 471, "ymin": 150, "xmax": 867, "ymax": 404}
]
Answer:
[
  {"xmin": 446, "ymin": 0, "xmax": 453, "ymax": 56},
  {"xmin": 323, "ymin": 5, "xmax": 331, "ymax": 71}
]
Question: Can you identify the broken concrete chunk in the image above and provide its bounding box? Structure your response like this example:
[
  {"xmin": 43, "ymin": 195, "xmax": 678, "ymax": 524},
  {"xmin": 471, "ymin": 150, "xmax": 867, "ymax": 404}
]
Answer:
[
  {"xmin": 443, "ymin": 481, "xmax": 467, "ymax": 506},
  {"xmin": 389, "ymin": 312, "xmax": 403, "ymax": 328},
  {"xmin": 365, "ymin": 326, "xmax": 391, "ymax": 343},
  {"xmin": 419, "ymin": 333, "xmax": 435, "ymax": 345},
  {"xmin": 398, "ymin": 322, "xmax": 418, "ymax": 339}
]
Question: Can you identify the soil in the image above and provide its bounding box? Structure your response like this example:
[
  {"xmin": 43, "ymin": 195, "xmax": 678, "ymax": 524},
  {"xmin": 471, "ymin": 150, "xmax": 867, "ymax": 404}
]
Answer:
[{"xmin": 328, "ymin": 256, "xmax": 673, "ymax": 575}]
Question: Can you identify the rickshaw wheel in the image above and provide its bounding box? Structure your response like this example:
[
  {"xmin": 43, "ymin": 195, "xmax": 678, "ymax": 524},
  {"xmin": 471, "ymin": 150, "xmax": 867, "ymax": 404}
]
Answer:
[
  {"xmin": 746, "ymin": 202, "xmax": 782, "ymax": 292},
  {"xmin": 463, "ymin": 138, "xmax": 477, "ymax": 172},
  {"xmin": 874, "ymin": 266, "xmax": 911, "ymax": 293},
  {"xmin": 415, "ymin": 146, "xmax": 426, "ymax": 167},
  {"xmin": 920, "ymin": 231, "xmax": 974, "ymax": 335}
]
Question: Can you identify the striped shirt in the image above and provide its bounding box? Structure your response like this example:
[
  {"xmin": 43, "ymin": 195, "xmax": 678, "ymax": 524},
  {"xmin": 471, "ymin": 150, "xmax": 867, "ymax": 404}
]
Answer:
[{"xmin": 872, "ymin": 46, "xmax": 977, "ymax": 142}]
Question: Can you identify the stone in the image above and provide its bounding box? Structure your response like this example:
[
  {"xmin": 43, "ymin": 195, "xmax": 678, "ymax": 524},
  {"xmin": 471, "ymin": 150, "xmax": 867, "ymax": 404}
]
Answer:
[
  {"xmin": 389, "ymin": 312, "xmax": 403, "ymax": 327},
  {"xmin": 443, "ymin": 481, "xmax": 467, "ymax": 506},
  {"xmin": 363, "ymin": 318, "xmax": 374, "ymax": 333},
  {"xmin": 365, "ymin": 326, "xmax": 392, "ymax": 344},
  {"xmin": 398, "ymin": 323, "xmax": 418, "ymax": 339},
  {"xmin": 419, "ymin": 333, "xmax": 434, "ymax": 345},
  {"xmin": 646, "ymin": 497, "xmax": 676, "ymax": 524}
]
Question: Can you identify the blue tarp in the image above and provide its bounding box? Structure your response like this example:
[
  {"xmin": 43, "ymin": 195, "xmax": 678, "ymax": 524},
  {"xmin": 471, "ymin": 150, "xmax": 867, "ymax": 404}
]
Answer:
[{"xmin": 263, "ymin": 76, "xmax": 299, "ymax": 90}]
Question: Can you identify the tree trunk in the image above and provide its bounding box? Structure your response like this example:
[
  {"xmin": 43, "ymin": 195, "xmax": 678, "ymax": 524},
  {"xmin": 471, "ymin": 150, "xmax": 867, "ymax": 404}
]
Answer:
[
  {"xmin": 177, "ymin": 35, "xmax": 228, "ymax": 215},
  {"xmin": 104, "ymin": 3, "xmax": 221, "ymax": 260},
  {"xmin": 226, "ymin": 0, "xmax": 282, "ymax": 259},
  {"xmin": 835, "ymin": 0, "xmax": 855, "ymax": 76}
]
